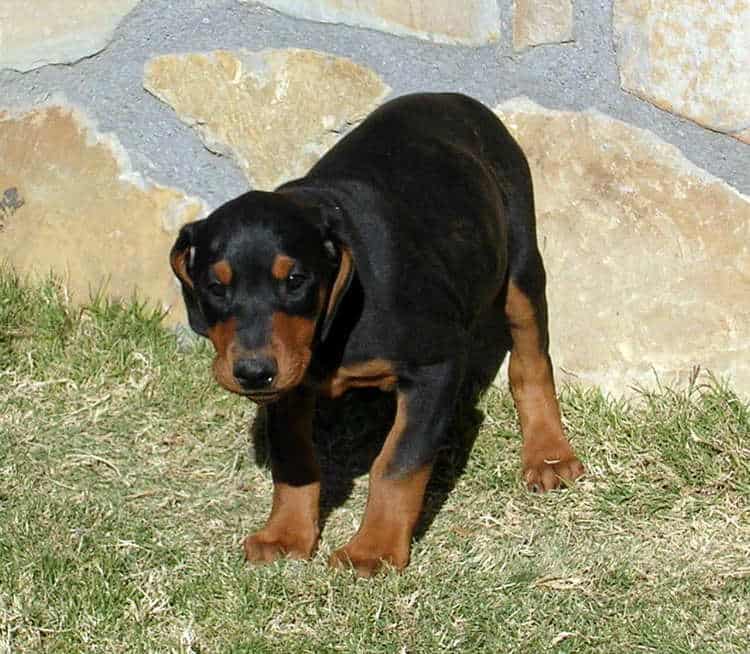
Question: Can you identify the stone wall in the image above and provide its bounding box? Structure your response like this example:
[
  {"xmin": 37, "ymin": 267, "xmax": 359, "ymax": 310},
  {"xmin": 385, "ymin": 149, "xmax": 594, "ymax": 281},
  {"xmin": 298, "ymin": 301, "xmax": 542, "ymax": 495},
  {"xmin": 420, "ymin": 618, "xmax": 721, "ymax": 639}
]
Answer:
[{"xmin": 1, "ymin": 0, "xmax": 748, "ymax": 397}]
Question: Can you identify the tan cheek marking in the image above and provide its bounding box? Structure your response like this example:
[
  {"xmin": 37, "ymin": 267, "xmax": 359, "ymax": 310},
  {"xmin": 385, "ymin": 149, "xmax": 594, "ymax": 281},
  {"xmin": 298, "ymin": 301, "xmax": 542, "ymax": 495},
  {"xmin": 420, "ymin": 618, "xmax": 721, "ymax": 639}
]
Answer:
[
  {"xmin": 271, "ymin": 255, "xmax": 296, "ymax": 280},
  {"xmin": 207, "ymin": 317, "xmax": 237, "ymax": 356},
  {"xmin": 212, "ymin": 259, "xmax": 233, "ymax": 285},
  {"xmin": 207, "ymin": 318, "xmax": 244, "ymax": 393},
  {"xmin": 271, "ymin": 312, "xmax": 316, "ymax": 387}
]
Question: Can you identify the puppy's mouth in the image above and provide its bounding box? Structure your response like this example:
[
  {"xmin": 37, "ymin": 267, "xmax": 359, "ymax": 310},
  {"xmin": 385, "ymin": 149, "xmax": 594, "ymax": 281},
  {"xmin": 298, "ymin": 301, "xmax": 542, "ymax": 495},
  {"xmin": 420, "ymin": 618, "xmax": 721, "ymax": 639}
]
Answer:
[
  {"xmin": 214, "ymin": 373, "xmax": 284, "ymax": 403},
  {"xmin": 241, "ymin": 388, "xmax": 283, "ymax": 405}
]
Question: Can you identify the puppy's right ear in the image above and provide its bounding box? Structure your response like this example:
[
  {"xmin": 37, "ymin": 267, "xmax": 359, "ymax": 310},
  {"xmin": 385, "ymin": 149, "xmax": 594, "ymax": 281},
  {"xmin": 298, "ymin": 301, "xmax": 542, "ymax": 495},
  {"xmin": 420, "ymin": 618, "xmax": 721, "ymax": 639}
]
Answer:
[{"xmin": 170, "ymin": 222, "xmax": 208, "ymax": 337}]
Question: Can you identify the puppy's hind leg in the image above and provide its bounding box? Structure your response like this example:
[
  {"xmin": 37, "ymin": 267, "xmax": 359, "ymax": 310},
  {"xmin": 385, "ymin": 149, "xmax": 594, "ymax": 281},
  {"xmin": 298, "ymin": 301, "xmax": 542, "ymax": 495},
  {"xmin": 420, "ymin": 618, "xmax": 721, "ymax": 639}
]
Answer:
[
  {"xmin": 504, "ymin": 275, "xmax": 584, "ymax": 492},
  {"xmin": 497, "ymin": 151, "xmax": 584, "ymax": 492}
]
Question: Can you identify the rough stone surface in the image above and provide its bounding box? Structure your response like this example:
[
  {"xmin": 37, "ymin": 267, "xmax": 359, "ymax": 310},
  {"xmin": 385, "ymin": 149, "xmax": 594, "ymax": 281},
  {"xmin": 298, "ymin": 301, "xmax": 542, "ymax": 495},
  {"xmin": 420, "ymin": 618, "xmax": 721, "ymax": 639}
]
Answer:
[
  {"xmin": 0, "ymin": 103, "xmax": 205, "ymax": 324},
  {"xmin": 3, "ymin": 1, "xmax": 747, "ymax": 200},
  {"xmin": 613, "ymin": 0, "xmax": 750, "ymax": 143},
  {"xmin": 513, "ymin": 0, "xmax": 574, "ymax": 50},
  {"xmin": 0, "ymin": 0, "xmax": 748, "ymax": 399},
  {"xmin": 250, "ymin": 0, "xmax": 501, "ymax": 45},
  {"xmin": 494, "ymin": 98, "xmax": 750, "ymax": 396},
  {"xmin": 143, "ymin": 49, "xmax": 390, "ymax": 191},
  {"xmin": 0, "ymin": 0, "xmax": 140, "ymax": 72}
]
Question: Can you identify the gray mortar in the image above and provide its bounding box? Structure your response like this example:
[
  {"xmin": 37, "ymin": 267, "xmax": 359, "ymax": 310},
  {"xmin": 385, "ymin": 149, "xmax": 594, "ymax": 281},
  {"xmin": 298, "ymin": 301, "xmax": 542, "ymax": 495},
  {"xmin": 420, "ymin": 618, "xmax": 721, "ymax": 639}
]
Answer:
[{"xmin": 1, "ymin": 0, "xmax": 747, "ymax": 209}]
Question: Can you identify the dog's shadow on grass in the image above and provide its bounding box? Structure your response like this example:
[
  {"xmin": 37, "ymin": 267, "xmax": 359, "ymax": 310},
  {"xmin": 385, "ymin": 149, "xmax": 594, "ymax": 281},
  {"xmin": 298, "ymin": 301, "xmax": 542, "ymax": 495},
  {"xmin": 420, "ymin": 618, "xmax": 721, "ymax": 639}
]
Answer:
[{"xmin": 250, "ymin": 309, "xmax": 511, "ymax": 540}]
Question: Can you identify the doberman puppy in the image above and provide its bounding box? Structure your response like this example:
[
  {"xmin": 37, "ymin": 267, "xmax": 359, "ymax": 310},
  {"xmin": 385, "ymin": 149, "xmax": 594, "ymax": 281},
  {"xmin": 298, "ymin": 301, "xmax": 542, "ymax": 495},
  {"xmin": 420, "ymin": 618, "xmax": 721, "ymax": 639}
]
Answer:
[{"xmin": 170, "ymin": 93, "xmax": 584, "ymax": 576}]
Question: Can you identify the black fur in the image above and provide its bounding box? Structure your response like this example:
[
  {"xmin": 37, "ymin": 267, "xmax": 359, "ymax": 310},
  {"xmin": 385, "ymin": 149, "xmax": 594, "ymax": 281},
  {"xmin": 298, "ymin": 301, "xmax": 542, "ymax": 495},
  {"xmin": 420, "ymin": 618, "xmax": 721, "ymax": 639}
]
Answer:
[{"xmin": 171, "ymin": 93, "xmax": 565, "ymax": 570}]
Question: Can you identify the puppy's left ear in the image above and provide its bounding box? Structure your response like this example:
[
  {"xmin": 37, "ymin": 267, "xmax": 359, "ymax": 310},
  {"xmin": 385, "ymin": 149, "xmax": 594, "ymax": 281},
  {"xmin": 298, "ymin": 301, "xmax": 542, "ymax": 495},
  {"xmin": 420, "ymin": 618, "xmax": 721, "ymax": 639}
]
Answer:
[
  {"xmin": 320, "ymin": 241, "xmax": 354, "ymax": 341},
  {"xmin": 170, "ymin": 221, "xmax": 208, "ymax": 337}
]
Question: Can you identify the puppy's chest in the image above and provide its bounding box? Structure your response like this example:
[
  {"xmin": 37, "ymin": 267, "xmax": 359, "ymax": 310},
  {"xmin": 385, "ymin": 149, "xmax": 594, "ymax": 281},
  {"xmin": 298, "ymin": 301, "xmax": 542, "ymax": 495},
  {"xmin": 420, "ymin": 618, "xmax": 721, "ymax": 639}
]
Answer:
[{"xmin": 314, "ymin": 359, "xmax": 398, "ymax": 399}]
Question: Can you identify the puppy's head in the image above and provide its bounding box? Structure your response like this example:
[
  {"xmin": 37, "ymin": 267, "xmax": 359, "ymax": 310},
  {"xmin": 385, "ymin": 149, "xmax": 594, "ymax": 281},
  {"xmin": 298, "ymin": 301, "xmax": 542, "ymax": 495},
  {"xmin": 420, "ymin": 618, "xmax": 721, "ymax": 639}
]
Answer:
[{"xmin": 170, "ymin": 191, "xmax": 352, "ymax": 402}]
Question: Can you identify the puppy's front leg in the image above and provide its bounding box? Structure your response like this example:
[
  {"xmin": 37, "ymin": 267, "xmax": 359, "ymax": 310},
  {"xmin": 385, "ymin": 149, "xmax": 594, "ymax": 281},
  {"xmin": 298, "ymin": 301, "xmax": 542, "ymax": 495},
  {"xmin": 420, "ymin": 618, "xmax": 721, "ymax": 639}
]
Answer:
[
  {"xmin": 329, "ymin": 361, "xmax": 461, "ymax": 576},
  {"xmin": 243, "ymin": 387, "xmax": 321, "ymax": 563}
]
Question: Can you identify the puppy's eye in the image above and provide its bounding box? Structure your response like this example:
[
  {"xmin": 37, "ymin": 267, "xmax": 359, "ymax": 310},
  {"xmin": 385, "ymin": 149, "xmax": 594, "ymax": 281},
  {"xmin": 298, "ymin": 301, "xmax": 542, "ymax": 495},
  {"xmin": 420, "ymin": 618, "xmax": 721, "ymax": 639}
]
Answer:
[
  {"xmin": 207, "ymin": 282, "xmax": 226, "ymax": 299},
  {"xmin": 286, "ymin": 273, "xmax": 308, "ymax": 292}
]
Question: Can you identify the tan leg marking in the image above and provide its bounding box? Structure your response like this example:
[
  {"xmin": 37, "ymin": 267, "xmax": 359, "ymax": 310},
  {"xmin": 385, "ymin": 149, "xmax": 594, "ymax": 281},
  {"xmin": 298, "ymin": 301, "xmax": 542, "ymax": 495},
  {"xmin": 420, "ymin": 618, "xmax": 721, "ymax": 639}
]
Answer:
[
  {"xmin": 329, "ymin": 392, "xmax": 431, "ymax": 576},
  {"xmin": 506, "ymin": 281, "xmax": 584, "ymax": 491},
  {"xmin": 244, "ymin": 389, "xmax": 320, "ymax": 562},
  {"xmin": 243, "ymin": 482, "xmax": 320, "ymax": 562}
]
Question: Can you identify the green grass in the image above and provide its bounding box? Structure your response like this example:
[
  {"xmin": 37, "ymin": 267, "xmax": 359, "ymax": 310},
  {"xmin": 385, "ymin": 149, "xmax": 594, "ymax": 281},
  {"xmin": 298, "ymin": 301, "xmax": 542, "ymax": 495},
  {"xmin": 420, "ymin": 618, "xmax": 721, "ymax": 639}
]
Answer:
[{"xmin": 1, "ymin": 268, "xmax": 748, "ymax": 653}]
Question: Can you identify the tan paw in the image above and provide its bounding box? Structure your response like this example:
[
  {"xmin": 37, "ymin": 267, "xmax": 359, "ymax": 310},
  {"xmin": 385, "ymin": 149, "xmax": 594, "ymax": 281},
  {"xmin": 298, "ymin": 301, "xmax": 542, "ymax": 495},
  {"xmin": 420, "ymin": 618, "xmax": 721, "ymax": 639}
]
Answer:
[
  {"xmin": 243, "ymin": 528, "xmax": 317, "ymax": 564},
  {"xmin": 328, "ymin": 540, "xmax": 408, "ymax": 578},
  {"xmin": 523, "ymin": 445, "xmax": 584, "ymax": 493}
]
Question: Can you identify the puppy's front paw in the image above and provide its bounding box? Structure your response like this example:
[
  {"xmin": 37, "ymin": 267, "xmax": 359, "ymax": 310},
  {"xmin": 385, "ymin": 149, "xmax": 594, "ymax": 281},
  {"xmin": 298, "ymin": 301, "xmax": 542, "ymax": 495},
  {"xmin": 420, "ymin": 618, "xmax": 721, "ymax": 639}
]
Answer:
[
  {"xmin": 243, "ymin": 527, "xmax": 317, "ymax": 563},
  {"xmin": 328, "ymin": 538, "xmax": 409, "ymax": 577}
]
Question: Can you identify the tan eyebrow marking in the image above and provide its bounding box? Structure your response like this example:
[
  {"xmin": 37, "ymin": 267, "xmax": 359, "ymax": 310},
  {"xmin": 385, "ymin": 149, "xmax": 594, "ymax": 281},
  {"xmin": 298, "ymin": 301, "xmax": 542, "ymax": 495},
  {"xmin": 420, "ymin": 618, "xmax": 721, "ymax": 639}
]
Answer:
[
  {"xmin": 271, "ymin": 254, "xmax": 296, "ymax": 280},
  {"xmin": 213, "ymin": 260, "xmax": 233, "ymax": 285}
]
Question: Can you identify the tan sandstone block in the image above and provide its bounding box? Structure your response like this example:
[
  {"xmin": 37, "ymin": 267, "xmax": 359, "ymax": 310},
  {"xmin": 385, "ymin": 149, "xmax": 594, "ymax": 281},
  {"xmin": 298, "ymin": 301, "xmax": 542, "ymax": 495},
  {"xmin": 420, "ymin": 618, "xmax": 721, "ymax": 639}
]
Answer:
[
  {"xmin": 143, "ymin": 49, "xmax": 390, "ymax": 191},
  {"xmin": 495, "ymin": 98, "xmax": 750, "ymax": 397},
  {"xmin": 614, "ymin": 0, "xmax": 750, "ymax": 142},
  {"xmin": 513, "ymin": 0, "xmax": 574, "ymax": 50},
  {"xmin": 0, "ymin": 103, "xmax": 205, "ymax": 325},
  {"xmin": 0, "ymin": 0, "xmax": 139, "ymax": 72},
  {"xmin": 249, "ymin": 0, "xmax": 500, "ymax": 45}
]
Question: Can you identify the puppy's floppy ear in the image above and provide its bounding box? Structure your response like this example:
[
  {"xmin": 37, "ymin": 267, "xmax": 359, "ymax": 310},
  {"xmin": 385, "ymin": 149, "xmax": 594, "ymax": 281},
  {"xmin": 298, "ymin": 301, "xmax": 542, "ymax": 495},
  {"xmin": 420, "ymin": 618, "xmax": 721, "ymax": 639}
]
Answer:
[
  {"xmin": 320, "ymin": 240, "xmax": 354, "ymax": 341},
  {"xmin": 170, "ymin": 221, "xmax": 208, "ymax": 337},
  {"xmin": 281, "ymin": 190, "xmax": 355, "ymax": 341}
]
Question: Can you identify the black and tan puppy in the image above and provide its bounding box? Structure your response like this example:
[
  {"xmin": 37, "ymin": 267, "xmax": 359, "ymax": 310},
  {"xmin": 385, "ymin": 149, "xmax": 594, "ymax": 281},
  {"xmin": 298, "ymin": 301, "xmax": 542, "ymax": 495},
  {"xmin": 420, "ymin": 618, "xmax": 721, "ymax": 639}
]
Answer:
[{"xmin": 170, "ymin": 93, "xmax": 584, "ymax": 576}]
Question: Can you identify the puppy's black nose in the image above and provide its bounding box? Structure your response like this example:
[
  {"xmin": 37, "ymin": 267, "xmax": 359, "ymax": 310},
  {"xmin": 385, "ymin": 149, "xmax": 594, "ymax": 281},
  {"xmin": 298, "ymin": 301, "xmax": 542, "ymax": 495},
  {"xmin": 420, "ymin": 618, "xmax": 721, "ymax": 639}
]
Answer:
[{"xmin": 233, "ymin": 356, "xmax": 277, "ymax": 391}]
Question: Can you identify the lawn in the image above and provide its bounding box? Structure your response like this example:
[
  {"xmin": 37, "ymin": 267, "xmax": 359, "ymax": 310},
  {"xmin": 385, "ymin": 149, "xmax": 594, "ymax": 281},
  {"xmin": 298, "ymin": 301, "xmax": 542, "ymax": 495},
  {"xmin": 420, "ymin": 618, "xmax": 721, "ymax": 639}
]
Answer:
[{"xmin": 1, "ymin": 270, "xmax": 748, "ymax": 653}]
